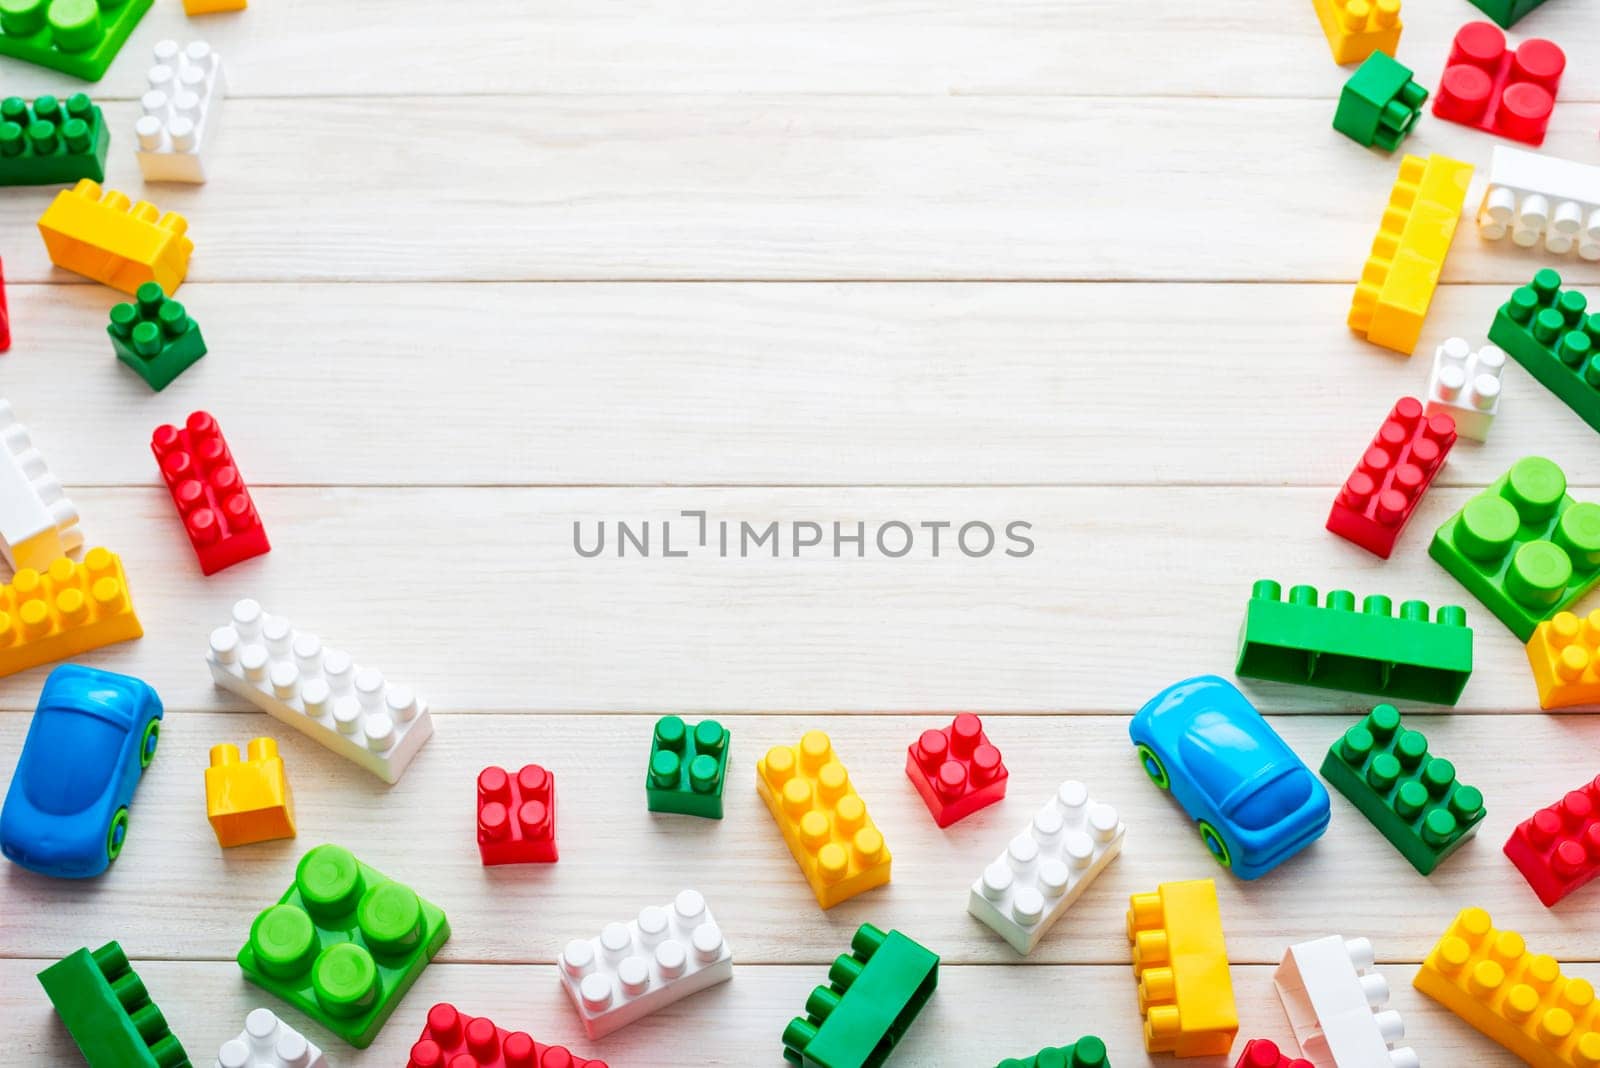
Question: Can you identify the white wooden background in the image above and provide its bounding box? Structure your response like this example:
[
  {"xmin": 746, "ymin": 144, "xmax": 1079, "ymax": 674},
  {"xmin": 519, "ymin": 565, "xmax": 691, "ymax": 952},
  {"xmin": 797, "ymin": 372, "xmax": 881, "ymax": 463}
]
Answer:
[{"xmin": 2, "ymin": 0, "xmax": 1600, "ymax": 1064}]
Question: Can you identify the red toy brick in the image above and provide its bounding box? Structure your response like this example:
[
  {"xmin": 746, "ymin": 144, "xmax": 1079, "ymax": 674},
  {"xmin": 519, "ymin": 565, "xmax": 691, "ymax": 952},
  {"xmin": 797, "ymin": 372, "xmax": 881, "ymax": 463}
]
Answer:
[
  {"xmin": 477, "ymin": 764, "xmax": 558, "ymax": 865},
  {"xmin": 1235, "ymin": 1039, "xmax": 1313, "ymax": 1068},
  {"xmin": 409, "ymin": 1003, "xmax": 607, "ymax": 1068},
  {"xmin": 1432, "ymin": 21, "xmax": 1565, "ymax": 146},
  {"xmin": 905, "ymin": 712, "xmax": 1007, "ymax": 828},
  {"xmin": 1503, "ymin": 773, "xmax": 1600, "ymax": 908},
  {"xmin": 1325, "ymin": 398, "xmax": 1455, "ymax": 560},
  {"xmin": 150, "ymin": 411, "xmax": 269, "ymax": 576},
  {"xmin": 0, "ymin": 256, "xmax": 9, "ymax": 352}
]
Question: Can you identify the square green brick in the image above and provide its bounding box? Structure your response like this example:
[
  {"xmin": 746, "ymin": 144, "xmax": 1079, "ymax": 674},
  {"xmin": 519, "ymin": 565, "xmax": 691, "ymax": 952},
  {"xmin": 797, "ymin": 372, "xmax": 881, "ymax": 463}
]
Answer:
[
  {"xmin": 0, "ymin": 94, "xmax": 107, "ymax": 186},
  {"xmin": 1333, "ymin": 52, "xmax": 1428, "ymax": 152},
  {"xmin": 0, "ymin": 0, "xmax": 154, "ymax": 81},
  {"xmin": 237, "ymin": 843, "xmax": 450, "ymax": 1049},
  {"xmin": 1487, "ymin": 269, "xmax": 1600, "ymax": 435},
  {"xmin": 1465, "ymin": 0, "xmax": 1550, "ymax": 28},
  {"xmin": 645, "ymin": 714, "xmax": 728, "ymax": 818},
  {"xmin": 996, "ymin": 1036, "xmax": 1109, "ymax": 1068},
  {"xmin": 109, "ymin": 282, "xmax": 206, "ymax": 391},
  {"xmin": 38, "ymin": 941, "xmax": 192, "ymax": 1068},
  {"xmin": 782, "ymin": 924, "xmax": 939, "ymax": 1068}
]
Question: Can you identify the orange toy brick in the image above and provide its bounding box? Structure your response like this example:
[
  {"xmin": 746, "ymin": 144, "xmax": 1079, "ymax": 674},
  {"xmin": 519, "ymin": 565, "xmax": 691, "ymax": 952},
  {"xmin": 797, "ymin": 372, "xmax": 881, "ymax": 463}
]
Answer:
[
  {"xmin": 37, "ymin": 179, "xmax": 192, "ymax": 295},
  {"xmin": 1526, "ymin": 611, "xmax": 1600, "ymax": 710},
  {"xmin": 205, "ymin": 737, "xmax": 295, "ymax": 848},
  {"xmin": 0, "ymin": 549, "xmax": 141, "ymax": 679},
  {"xmin": 1127, "ymin": 878, "xmax": 1239, "ymax": 1058}
]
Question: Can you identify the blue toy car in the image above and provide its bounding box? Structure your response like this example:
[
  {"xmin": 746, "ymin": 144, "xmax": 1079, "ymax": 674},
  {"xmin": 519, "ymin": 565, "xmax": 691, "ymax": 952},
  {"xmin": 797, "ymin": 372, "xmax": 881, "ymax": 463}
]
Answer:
[
  {"xmin": 1, "ymin": 665, "xmax": 163, "ymax": 878},
  {"xmin": 1130, "ymin": 674, "xmax": 1329, "ymax": 879}
]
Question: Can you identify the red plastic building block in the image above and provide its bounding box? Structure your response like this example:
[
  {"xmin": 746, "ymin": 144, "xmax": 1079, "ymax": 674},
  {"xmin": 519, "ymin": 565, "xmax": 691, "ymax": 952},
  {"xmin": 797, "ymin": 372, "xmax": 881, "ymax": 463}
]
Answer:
[
  {"xmin": 0, "ymin": 256, "xmax": 9, "ymax": 352},
  {"xmin": 1503, "ymin": 773, "xmax": 1600, "ymax": 907},
  {"xmin": 905, "ymin": 712, "xmax": 1007, "ymax": 827},
  {"xmin": 1432, "ymin": 22, "xmax": 1564, "ymax": 147},
  {"xmin": 1235, "ymin": 1039, "xmax": 1313, "ymax": 1068},
  {"xmin": 1326, "ymin": 398, "xmax": 1456, "ymax": 559},
  {"xmin": 409, "ymin": 1003, "xmax": 608, "ymax": 1068},
  {"xmin": 477, "ymin": 764, "xmax": 557, "ymax": 865},
  {"xmin": 150, "ymin": 411, "xmax": 269, "ymax": 576}
]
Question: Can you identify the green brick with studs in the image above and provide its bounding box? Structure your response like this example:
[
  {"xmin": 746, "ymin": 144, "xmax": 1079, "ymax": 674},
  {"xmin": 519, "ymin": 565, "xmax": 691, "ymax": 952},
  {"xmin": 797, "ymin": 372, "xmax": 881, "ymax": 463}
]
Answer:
[
  {"xmin": 108, "ymin": 282, "xmax": 207, "ymax": 391},
  {"xmin": 1332, "ymin": 52, "xmax": 1428, "ymax": 152},
  {"xmin": 646, "ymin": 714, "xmax": 729, "ymax": 818},
  {"xmin": 0, "ymin": 94, "xmax": 108, "ymax": 186},
  {"xmin": 1488, "ymin": 270, "xmax": 1600, "ymax": 435},
  {"xmin": 0, "ymin": 0, "xmax": 154, "ymax": 80},
  {"xmin": 37, "ymin": 941, "xmax": 192, "ymax": 1067}
]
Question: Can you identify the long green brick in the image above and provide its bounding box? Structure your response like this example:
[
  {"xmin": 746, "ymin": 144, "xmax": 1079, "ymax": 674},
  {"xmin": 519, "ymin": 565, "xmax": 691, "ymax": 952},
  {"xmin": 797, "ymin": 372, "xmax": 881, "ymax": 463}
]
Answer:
[
  {"xmin": 997, "ymin": 1036, "xmax": 1110, "ymax": 1068},
  {"xmin": 1320, "ymin": 704, "xmax": 1485, "ymax": 875},
  {"xmin": 1333, "ymin": 52, "xmax": 1428, "ymax": 152},
  {"xmin": 1487, "ymin": 269, "xmax": 1600, "ymax": 435},
  {"xmin": 37, "ymin": 941, "xmax": 192, "ymax": 1068},
  {"xmin": 0, "ymin": 93, "xmax": 107, "ymax": 185},
  {"xmin": 646, "ymin": 714, "xmax": 729, "ymax": 818},
  {"xmin": 782, "ymin": 924, "xmax": 939, "ymax": 1068},
  {"xmin": 1465, "ymin": 0, "xmax": 1551, "ymax": 28},
  {"xmin": 0, "ymin": 0, "xmax": 154, "ymax": 81},
  {"xmin": 1429, "ymin": 456, "xmax": 1600, "ymax": 641},
  {"xmin": 109, "ymin": 282, "xmax": 206, "ymax": 391}
]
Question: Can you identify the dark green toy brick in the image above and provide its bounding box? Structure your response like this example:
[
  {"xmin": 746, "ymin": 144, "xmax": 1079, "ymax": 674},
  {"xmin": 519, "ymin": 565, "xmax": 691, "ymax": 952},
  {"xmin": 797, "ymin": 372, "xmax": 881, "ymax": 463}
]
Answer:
[
  {"xmin": 646, "ymin": 714, "xmax": 729, "ymax": 819},
  {"xmin": 1320, "ymin": 704, "xmax": 1485, "ymax": 875},
  {"xmin": 1235, "ymin": 579, "xmax": 1473, "ymax": 705},
  {"xmin": 0, "ymin": 0, "xmax": 154, "ymax": 81},
  {"xmin": 0, "ymin": 93, "xmax": 107, "ymax": 185},
  {"xmin": 1333, "ymin": 52, "xmax": 1428, "ymax": 151},
  {"xmin": 109, "ymin": 282, "xmax": 206, "ymax": 391},
  {"xmin": 1487, "ymin": 269, "xmax": 1600, "ymax": 435},
  {"xmin": 37, "ymin": 941, "xmax": 192, "ymax": 1068},
  {"xmin": 1430, "ymin": 456, "xmax": 1600, "ymax": 642},
  {"xmin": 996, "ymin": 1036, "xmax": 1110, "ymax": 1068},
  {"xmin": 782, "ymin": 923, "xmax": 939, "ymax": 1068},
  {"xmin": 1465, "ymin": 0, "xmax": 1550, "ymax": 28}
]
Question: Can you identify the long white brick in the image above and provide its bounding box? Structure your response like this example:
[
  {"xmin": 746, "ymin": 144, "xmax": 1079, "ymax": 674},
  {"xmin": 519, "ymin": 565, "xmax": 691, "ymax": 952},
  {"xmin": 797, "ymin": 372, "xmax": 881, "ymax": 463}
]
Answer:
[
  {"xmin": 1478, "ymin": 145, "xmax": 1600, "ymax": 262},
  {"xmin": 135, "ymin": 40, "xmax": 226, "ymax": 183},
  {"xmin": 0, "ymin": 400, "xmax": 82, "ymax": 572},
  {"xmin": 1273, "ymin": 935, "xmax": 1419, "ymax": 1068}
]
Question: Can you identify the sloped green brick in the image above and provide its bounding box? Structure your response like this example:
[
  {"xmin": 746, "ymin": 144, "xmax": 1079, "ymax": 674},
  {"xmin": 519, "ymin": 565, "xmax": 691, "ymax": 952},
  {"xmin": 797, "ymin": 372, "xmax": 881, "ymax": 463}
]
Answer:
[
  {"xmin": 782, "ymin": 924, "xmax": 939, "ymax": 1068},
  {"xmin": 38, "ymin": 941, "xmax": 192, "ymax": 1068}
]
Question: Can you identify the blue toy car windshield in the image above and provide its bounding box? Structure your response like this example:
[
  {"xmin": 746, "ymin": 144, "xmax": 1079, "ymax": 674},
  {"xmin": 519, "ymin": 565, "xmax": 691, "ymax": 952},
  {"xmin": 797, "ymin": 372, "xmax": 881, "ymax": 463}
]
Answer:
[
  {"xmin": 1177, "ymin": 708, "xmax": 1309, "ymax": 830},
  {"xmin": 22, "ymin": 710, "xmax": 121, "ymax": 815}
]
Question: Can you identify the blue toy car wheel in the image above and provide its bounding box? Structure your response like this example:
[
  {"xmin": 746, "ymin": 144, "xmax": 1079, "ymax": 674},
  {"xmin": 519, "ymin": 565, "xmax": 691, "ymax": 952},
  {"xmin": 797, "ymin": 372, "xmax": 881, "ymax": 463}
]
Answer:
[{"xmin": 1135, "ymin": 743, "xmax": 1170, "ymax": 790}]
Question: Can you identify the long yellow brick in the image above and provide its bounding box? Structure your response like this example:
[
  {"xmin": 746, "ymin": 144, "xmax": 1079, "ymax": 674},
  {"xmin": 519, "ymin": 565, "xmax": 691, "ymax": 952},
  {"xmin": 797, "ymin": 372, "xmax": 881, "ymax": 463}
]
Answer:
[{"xmin": 0, "ymin": 549, "xmax": 142, "ymax": 678}]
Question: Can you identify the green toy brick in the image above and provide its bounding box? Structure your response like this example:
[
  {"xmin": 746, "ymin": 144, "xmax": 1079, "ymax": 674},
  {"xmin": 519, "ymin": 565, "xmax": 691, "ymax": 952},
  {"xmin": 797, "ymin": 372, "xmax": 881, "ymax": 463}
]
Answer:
[
  {"xmin": 237, "ymin": 843, "xmax": 450, "ymax": 1049},
  {"xmin": 1332, "ymin": 52, "xmax": 1428, "ymax": 152},
  {"xmin": 0, "ymin": 93, "xmax": 107, "ymax": 185},
  {"xmin": 1429, "ymin": 456, "xmax": 1600, "ymax": 642},
  {"xmin": 646, "ymin": 714, "xmax": 729, "ymax": 819},
  {"xmin": 782, "ymin": 923, "xmax": 939, "ymax": 1068},
  {"xmin": 109, "ymin": 282, "xmax": 206, "ymax": 391},
  {"xmin": 0, "ymin": 0, "xmax": 154, "ymax": 81},
  {"xmin": 37, "ymin": 941, "xmax": 192, "ymax": 1068},
  {"xmin": 1465, "ymin": 0, "xmax": 1550, "ymax": 28},
  {"xmin": 1320, "ymin": 704, "xmax": 1485, "ymax": 875},
  {"xmin": 1487, "ymin": 269, "xmax": 1600, "ymax": 435},
  {"xmin": 1235, "ymin": 579, "xmax": 1473, "ymax": 705},
  {"xmin": 996, "ymin": 1036, "xmax": 1110, "ymax": 1068}
]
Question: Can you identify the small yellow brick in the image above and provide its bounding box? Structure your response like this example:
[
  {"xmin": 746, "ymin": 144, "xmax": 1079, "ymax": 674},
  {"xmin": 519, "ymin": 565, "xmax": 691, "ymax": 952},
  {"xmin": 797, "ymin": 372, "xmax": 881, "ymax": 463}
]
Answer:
[
  {"xmin": 1127, "ymin": 878, "xmax": 1239, "ymax": 1057},
  {"xmin": 205, "ymin": 738, "xmax": 296, "ymax": 848},
  {"xmin": 0, "ymin": 549, "xmax": 142, "ymax": 678},
  {"xmin": 1527, "ymin": 611, "xmax": 1600, "ymax": 711},
  {"xmin": 37, "ymin": 180, "xmax": 193, "ymax": 296},
  {"xmin": 184, "ymin": 0, "xmax": 247, "ymax": 11},
  {"xmin": 1312, "ymin": 0, "xmax": 1403, "ymax": 65}
]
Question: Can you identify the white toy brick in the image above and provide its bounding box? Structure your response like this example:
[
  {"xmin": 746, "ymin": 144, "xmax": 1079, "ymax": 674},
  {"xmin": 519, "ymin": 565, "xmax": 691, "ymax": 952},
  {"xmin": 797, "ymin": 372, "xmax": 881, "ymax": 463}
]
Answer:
[
  {"xmin": 966, "ymin": 780, "xmax": 1124, "ymax": 955},
  {"xmin": 0, "ymin": 400, "xmax": 82, "ymax": 572},
  {"xmin": 1424, "ymin": 337, "xmax": 1504, "ymax": 443},
  {"xmin": 136, "ymin": 40, "xmax": 226, "ymax": 184},
  {"xmin": 215, "ymin": 1008, "xmax": 327, "ymax": 1068},
  {"xmin": 1478, "ymin": 145, "xmax": 1600, "ymax": 262},
  {"xmin": 206, "ymin": 598, "xmax": 433, "ymax": 784},
  {"xmin": 558, "ymin": 889, "xmax": 733, "ymax": 1039},
  {"xmin": 1273, "ymin": 935, "xmax": 1418, "ymax": 1068}
]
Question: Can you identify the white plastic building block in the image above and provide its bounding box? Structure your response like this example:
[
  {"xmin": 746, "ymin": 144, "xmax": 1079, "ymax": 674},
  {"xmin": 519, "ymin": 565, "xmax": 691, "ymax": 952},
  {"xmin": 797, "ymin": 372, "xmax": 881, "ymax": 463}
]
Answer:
[
  {"xmin": 206, "ymin": 598, "xmax": 433, "ymax": 784},
  {"xmin": 0, "ymin": 400, "xmax": 82, "ymax": 572},
  {"xmin": 1478, "ymin": 145, "xmax": 1600, "ymax": 262},
  {"xmin": 1423, "ymin": 337, "xmax": 1504, "ymax": 443},
  {"xmin": 135, "ymin": 40, "xmax": 226, "ymax": 184},
  {"xmin": 1273, "ymin": 935, "xmax": 1419, "ymax": 1068},
  {"xmin": 215, "ymin": 1008, "xmax": 327, "ymax": 1068},
  {"xmin": 558, "ymin": 889, "xmax": 733, "ymax": 1039},
  {"xmin": 966, "ymin": 780, "xmax": 1124, "ymax": 955}
]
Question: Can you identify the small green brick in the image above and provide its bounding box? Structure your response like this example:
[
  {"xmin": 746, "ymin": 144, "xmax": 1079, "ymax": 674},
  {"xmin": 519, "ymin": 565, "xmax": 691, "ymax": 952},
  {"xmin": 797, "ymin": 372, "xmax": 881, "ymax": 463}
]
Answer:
[
  {"xmin": 1488, "ymin": 269, "xmax": 1600, "ymax": 436},
  {"xmin": 782, "ymin": 924, "xmax": 939, "ymax": 1068},
  {"xmin": 1320, "ymin": 704, "xmax": 1485, "ymax": 875},
  {"xmin": 1332, "ymin": 52, "xmax": 1428, "ymax": 152},
  {"xmin": 1429, "ymin": 456, "xmax": 1600, "ymax": 642},
  {"xmin": 645, "ymin": 714, "xmax": 729, "ymax": 819},
  {"xmin": 237, "ymin": 843, "xmax": 450, "ymax": 1049},
  {"xmin": 0, "ymin": 93, "xmax": 107, "ymax": 185},
  {"xmin": 1465, "ymin": 0, "xmax": 1550, "ymax": 28},
  {"xmin": 996, "ymin": 1036, "xmax": 1110, "ymax": 1068},
  {"xmin": 109, "ymin": 282, "xmax": 206, "ymax": 391},
  {"xmin": 37, "ymin": 941, "xmax": 192, "ymax": 1068},
  {"xmin": 0, "ymin": 0, "xmax": 154, "ymax": 81}
]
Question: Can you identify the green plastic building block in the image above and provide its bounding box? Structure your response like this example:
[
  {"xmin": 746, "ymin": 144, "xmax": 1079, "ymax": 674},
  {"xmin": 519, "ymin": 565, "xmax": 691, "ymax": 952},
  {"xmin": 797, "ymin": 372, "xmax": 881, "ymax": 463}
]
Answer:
[
  {"xmin": 646, "ymin": 714, "xmax": 729, "ymax": 818},
  {"xmin": 0, "ymin": 93, "xmax": 107, "ymax": 186},
  {"xmin": 1487, "ymin": 269, "xmax": 1600, "ymax": 435},
  {"xmin": 1235, "ymin": 579, "xmax": 1473, "ymax": 705},
  {"xmin": 1332, "ymin": 52, "xmax": 1428, "ymax": 152},
  {"xmin": 37, "ymin": 941, "xmax": 192, "ymax": 1068},
  {"xmin": 781, "ymin": 923, "xmax": 939, "ymax": 1068},
  {"xmin": 237, "ymin": 843, "xmax": 450, "ymax": 1049},
  {"xmin": 1429, "ymin": 456, "xmax": 1600, "ymax": 642},
  {"xmin": 109, "ymin": 282, "xmax": 206, "ymax": 391},
  {"xmin": 1320, "ymin": 704, "xmax": 1485, "ymax": 875},
  {"xmin": 1465, "ymin": 0, "xmax": 1551, "ymax": 28},
  {"xmin": 996, "ymin": 1036, "xmax": 1109, "ymax": 1068},
  {"xmin": 0, "ymin": 0, "xmax": 154, "ymax": 81}
]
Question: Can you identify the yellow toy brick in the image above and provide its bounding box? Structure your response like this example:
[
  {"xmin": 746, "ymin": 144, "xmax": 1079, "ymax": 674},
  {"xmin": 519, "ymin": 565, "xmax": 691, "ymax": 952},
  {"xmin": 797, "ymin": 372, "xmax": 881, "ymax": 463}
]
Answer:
[
  {"xmin": 1127, "ymin": 878, "xmax": 1239, "ymax": 1058},
  {"xmin": 37, "ymin": 180, "xmax": 193, "ymax": 296},
  {"xmin": 205, "ymin": 737, "xmax": 296, "ymax": 848},
  {"xmin": 1312, "ymin": 0, "xmax": 1402, "ymax": 65},
  {"xmin": 184, "ymin": 0, "xmax": 247, "ymax": 11},
  {"xmin": 1527, "ymin": 611, "xmax": 1600, "ymax": 711},
  {"xmin": 1348, "ymin": 154, "xmax": 1472, "ymax": 355},
  {"xmin": 756, "ymin": 730, "xmax": 891, "ymax": 909},
  {"xmin": 0, "ymin": 549, "xmax": 142, "ymax": 679},
  {"xmin": 1415, "ymin": 906, "xmax": 1600, "ymax": 1067}
]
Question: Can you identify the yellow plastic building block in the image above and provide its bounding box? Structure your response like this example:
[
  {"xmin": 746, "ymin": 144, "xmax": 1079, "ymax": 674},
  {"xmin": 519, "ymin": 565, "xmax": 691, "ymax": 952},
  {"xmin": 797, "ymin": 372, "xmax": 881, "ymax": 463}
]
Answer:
[
  {"xmin": 205, "ymin": 737, "xmax": 296, "ymax": 848},
  {"xmin": 1348, "ymin": 154, "xmax": 1472, "ymax": 355},
  {"xmin": 756, "ymin": 730, "xmax": 891, "ymax": 909},
  {"xmin": 0, "ymin": 549, "xmax": 141, "ymax": 679},
  {"xmin": 184, "ymin": 0, "xmax": 247, "ymax": 11},
  {"xmin": 1127, "ymin": 878, "xmax": 1239, "ymax": 1058},
  {"xmin": 1312, "ymin": 0, "xmax": 1403, "ymax": 65},
  {"xmin": 1526, "ymin": 610, "xmax": 1600, "ymax": 710},
  {"xmin": 1414, "ymin": 906, "xmax": 1600, "ymax": 1067},
  {"xmin": 37, "ymin": 180, "xmax": 192, "ymax": 296}
]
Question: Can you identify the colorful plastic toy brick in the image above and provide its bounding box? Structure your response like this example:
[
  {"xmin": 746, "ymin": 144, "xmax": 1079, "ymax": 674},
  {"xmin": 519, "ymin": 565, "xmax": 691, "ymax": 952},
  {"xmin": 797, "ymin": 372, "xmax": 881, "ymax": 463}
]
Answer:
[
  {"xmin": 781, "ymin": 923, "xmax": 938, "ymax": 1068},
  {"xmin": 238, "ymin": 843, "xmax": 450, "ymax": 1048},
  {"xmin": 1236, "ymin": 579, "xmax": 1473, "ymax": 704},
  {"xmin": 206, "ymin": 737, "xmax": 295, "ymax": 848},
  {"xmin": 1310, "ymin": 0, "xmax": 1401, "ymax": 65},
  {"xmin": 136, "ymin": 40, "xmax": 225, "ymax": 184},
  {"xmin": 558, "ymin": 889, "xmax": 732, "ymax": 1039},
  {"xmin": 1235, "ymin": 1040, "xmax": 1312, "ymax": 1068},
  {"xmin": 1274, "ymin": 936, "xmax": 1418, "ymax": 1067},
  {"xmin": 646, "ymin": 714, "xmax": 729, "ymax": 819},
  {"xmin": 0, "ymin": 399, "xmax": 82, "ymax": 572},
  {"xmin": 1414, "ymin": 906, "xmax": 1600, "ymax": 1066},
  {"xmin": 38, "ymin": 942, "xmax": 190, "ymax": 1067},
  {"xmin": 110, "ymin": 282, "xmax": 207, "ymax": 391},
  {"xmin": 905, "ymin": 712, "xmax": 1007, "ymax": 827},
  {"xmin": 1480, "ymin": 147, "xmax": 1600, "ymax": 262},
  {"xmin": 1489, "ymin": 271, "xmax": 1600, "ymax": 434},
  {"xmin": 0, "ymin": 255, "xmax": 8, "ymax": 351},
  {"xmin": 1429, "ymin": 456, "xmax": 1600, "ymax": 641},
  {"xmin": 757, "ymin": 730, "xmax": 892, "ymax": 909},
  {"xmin": 477, "ymin": 764, "xmax": 557, "ymax": 865},
  {"xmin": 1127, "ymin": 879, "xmax": 1238, "ymax": 1058},
  {"xmin": 217, "ymin": 1008, "xmax": 326, "ymax": 1068},
  {"xmin": 1466, "ymin": 0, "xmax": 1551, "ymax": 28},
  {"xmin": 1433, "ymin": 22, "xmax": 1564, "ymax": 147},
  {"xmin": 1527, "ymin": 610, "xmax": 1600, "ymax": 710},
  {"xmin": 185, "ymin": 0, "xmax": 246, "ymax": 11},
  {"xmin": 968, "ymin": 780, "xmax": 1124, "ymax": 954},
  {"xmin": 995, "ymin": 1036, "xmax": 1108, "ymax": 1068},
  {"xmin": 1326, "ymin": 397, "xmax": 1455, "ymax": 559},
  {"xmin": 0, "ymin": 549, "xmax": 142, "ymax": 679},
  {"xmin": 1503, "ymin": 774, "xmax": 1600, "ymax": 907},
  {"xmin": 0, "ymin": 0, "xmax": 153, "ymax": 80},
  {"xmin": 408, "ymin": 1003, "xmax": 607, "ymax": 1068},
  {"xmin": 1348, "ymin": 154, "xmax": 1473, "ymax": 355},
  {"xmin": 0, "ymin": 94, "xmax": 107, "ymax": 185},
  {"xmin": 1425, "ymin": 338, "xmax": 1505, "ymax": 442},
  {"xmin": 152, "ymin": 412, "xmax": 270, "ymax": 575},
  {"xmin": 1333, "ymin": 52, "xmax": 1427, "ymax": 151},
  {"xmin": 38, "ymin": 179, "xmax": 192, "ymax": 295},
  {"xmin": 207, "ymin": 598, "xmax": 434, "ymax": 783}
]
